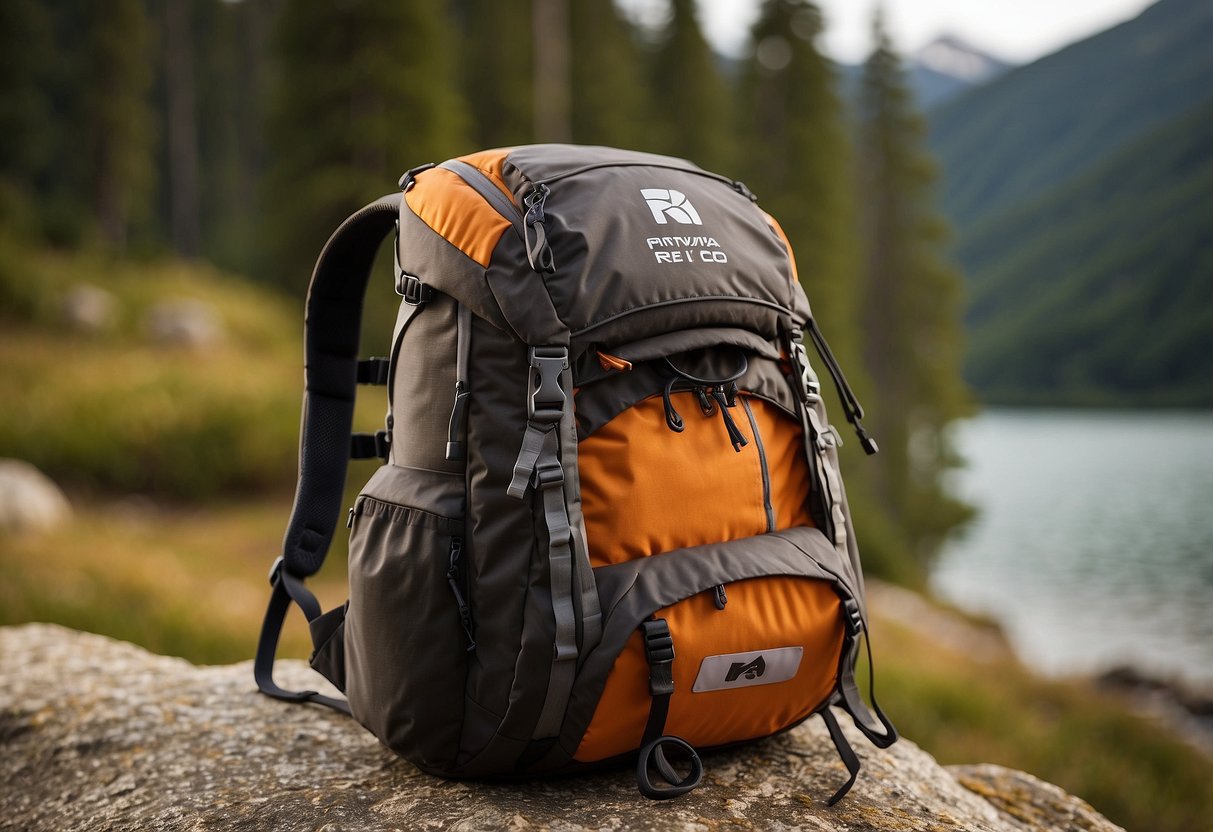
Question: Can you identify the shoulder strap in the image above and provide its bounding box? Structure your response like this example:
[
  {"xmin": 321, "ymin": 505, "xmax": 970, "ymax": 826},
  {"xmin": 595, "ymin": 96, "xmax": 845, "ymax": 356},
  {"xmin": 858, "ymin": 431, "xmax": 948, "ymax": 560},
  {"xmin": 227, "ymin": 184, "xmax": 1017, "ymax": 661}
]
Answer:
[
  {"xmin": 283, "ymin": 192, "xmax": 401, "ymax": 579},
  {"xmin": 255, "ymin": 192, "xmax": 401, "ymax": 712}
]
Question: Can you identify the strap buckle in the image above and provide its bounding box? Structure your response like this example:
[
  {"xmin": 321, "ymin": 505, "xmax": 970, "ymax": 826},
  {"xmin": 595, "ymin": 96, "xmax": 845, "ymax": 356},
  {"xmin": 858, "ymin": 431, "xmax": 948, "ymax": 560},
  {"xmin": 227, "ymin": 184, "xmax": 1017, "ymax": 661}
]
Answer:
[
  {"xmin": 642, "ymin": 618, "xmax": 675, "ymax": 697},
  {"xmin": 397, "ymin": 272, "xmax": 433, "ymax": 305},
  {"xmin": 528, "ymin": 346, "xmax": 569, "ymax": 423},
  {"xmin": 842, "ymin": 597, "xmax": 864, "ymax": 636},
  {"xmin": 789, "ymin": 336, "xmax": 822, "ymax": 404},
  {"xmin": 535, "ymin": 458, "xmax": 565, "ymax": 489}
]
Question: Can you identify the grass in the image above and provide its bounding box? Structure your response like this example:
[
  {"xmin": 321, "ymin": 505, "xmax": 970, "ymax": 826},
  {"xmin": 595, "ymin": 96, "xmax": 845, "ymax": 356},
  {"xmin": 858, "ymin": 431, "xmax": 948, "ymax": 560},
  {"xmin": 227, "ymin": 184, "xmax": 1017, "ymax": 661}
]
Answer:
[{"xmin": 870, "ymin": 613, "xmax": 1213, "ymax": 832}]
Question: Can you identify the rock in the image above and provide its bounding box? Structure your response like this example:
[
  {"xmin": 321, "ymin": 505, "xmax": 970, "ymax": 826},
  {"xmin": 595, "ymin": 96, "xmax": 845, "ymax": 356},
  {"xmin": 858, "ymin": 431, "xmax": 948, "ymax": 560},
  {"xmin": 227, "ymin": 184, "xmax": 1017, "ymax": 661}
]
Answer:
[
  {"xmin": 60, "ymin": 284, "xmax": 117, "ymax": 334},
  {"xmin": 0, "ymin": 624, "xmax": 1124, "ymax": 832},
  {"xmin": 144, "ymin": 298, "xmax": 223, "ymax": 349},
  {"xmin": 0, "ymin": 459, "xmax": 71, "ymax": 533}
]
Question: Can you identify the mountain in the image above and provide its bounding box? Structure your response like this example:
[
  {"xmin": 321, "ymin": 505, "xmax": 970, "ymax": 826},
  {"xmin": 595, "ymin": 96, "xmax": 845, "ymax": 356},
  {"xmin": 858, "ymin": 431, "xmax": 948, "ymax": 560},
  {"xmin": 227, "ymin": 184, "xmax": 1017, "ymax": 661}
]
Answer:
[
  {"xmin": 930, "ymin": 0, "xmax": 1213, "ymax": 233},
  {"xmin": 910, "ymin": 35, "xmax": 1012, "ymax": 109},
  {"xmin": 928, "ymin": 0, "xmax": 1213, "ymax": 406},
  {"xmin": 834, "ymin": 35, "xmax": 1010, "ymax": 111}
]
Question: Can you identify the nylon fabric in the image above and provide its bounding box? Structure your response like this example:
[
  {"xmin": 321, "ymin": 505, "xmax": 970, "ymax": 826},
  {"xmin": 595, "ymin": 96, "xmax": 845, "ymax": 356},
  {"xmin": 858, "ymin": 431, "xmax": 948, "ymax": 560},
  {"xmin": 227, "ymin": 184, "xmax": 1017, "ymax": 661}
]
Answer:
[
  {"xmin": 405, "ymin": 167, "xmax": 512, "ymax": 268},
  {"xmin": 574, "ymin": 575, "xmax": 844, "ymax": 762},
  {"xmin": 579, "ymin": 393, "xmax": 812, "ymax": 567}
]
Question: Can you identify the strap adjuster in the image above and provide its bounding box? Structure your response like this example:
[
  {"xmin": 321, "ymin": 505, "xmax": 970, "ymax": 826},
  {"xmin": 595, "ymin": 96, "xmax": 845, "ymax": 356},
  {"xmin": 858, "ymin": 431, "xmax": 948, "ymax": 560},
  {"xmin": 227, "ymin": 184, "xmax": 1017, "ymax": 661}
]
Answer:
[
  {"xmin": 642, "ymin": 618, "xmax": 675, "ymax": 697},
  {"xmin": 535, "ymin": 459, "xmax": 565, "ymax": 489},
  {"xmin": 350, "ymin": 430, "xmax": 391, "ymax": 460},
  {"xmin": 356, "ymin": 357, "xmax": 390, "ymax": 385},
  {"xmin": 397, "ymin": 272, "xmax": 433, "ymax": 305},
  {"xmin": 842, "ymin": 598, "xmax": 864, "ymax": 636}
]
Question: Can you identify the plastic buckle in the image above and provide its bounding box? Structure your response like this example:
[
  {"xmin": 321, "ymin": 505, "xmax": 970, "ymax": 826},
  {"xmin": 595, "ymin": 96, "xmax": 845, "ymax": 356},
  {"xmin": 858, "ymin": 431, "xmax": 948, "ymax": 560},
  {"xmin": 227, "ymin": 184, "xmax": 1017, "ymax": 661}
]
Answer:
[
  {"xmin": 398, "ymin": 273, "xmax": 433, "ymax": 306},
  {"xmin": 267, "ymin": 555, "xmax": 285, "ymax": 585},
  {"xmin": 535, "ymin": 459, "xmax": 565, "ymax": 490},
  {"xmin": 791, "ymin": 338, "xmax": 822, "ymax": 404},
  {"xmin": 398, "ymin": 161, "xmax": 436, "ymax": 192},
  {"xmin": 842, "ymin": 598, "xmax": 864, "ymax": 636},
  {"xmin": 642, "ymin": 619, "xmax": 675, "ymax": 697},
  {"xmin": 528, "ymin": 346, "xmax": 569, "ymax": 423}
]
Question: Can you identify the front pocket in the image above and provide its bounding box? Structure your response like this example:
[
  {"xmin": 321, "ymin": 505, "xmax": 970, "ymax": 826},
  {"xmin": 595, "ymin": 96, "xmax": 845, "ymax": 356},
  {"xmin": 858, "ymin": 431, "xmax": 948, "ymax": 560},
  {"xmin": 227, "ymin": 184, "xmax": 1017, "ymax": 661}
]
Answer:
[
  {"xmin": 558, "ymin": 525, "xmax": 860, "ymax": 763},
  {"xmin": 343, "ymin": 464, "xmax": 468, "ymax": 774}
]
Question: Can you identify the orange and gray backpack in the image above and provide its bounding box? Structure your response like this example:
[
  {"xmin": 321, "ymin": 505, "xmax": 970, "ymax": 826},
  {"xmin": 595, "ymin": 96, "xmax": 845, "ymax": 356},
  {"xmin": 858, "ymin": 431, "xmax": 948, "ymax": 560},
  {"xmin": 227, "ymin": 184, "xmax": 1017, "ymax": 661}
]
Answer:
[{"xmin": 255, "ymin": 144, "xmax": 897, "ymax": 802}]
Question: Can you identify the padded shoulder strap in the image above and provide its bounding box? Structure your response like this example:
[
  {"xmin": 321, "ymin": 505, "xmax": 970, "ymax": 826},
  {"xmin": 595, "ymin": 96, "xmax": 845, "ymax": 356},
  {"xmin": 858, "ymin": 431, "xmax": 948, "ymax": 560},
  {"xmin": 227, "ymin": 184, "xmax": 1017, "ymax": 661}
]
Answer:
[{"xmin": 281, "ymin": 193, "xmax": 402, "ymax": 578}]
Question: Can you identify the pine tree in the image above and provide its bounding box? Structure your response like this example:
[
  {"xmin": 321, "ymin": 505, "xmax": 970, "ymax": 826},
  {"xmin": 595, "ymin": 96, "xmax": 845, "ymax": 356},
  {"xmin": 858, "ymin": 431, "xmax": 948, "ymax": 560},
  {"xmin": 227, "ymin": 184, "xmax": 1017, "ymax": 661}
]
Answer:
[
  {"xmin": 648, "ymin": 0, "xmax": 735, "ymax": 172},
  {"xmin": 457, "ymin": 0, "xmax": 534, "ymax": 147},
  {"xmin": 569, "ymin": 0, "xmax": 653, "ymax": 150},
  {"xmin": 82, "ymin": 0, "xmax": 155, "ymax": 249},
  {"xmin": 855, "ymin": 13, "xmax": 973, "ymax": 565},
  {"xmin": 262, "ymin": 0, "xmax": 469, "ymax": 291},
  {"xmin": 734, "ymin": 0, "xmax": 859, "ymax": 361}
]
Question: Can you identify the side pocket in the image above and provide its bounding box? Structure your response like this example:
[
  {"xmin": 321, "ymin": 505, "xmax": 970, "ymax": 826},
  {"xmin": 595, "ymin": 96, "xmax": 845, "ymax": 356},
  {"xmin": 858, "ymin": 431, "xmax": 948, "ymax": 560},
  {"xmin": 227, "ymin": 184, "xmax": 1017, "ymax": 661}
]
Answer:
[{"xmin": 343, "ymin": 467, "xmax": 468, "ymax": 775}]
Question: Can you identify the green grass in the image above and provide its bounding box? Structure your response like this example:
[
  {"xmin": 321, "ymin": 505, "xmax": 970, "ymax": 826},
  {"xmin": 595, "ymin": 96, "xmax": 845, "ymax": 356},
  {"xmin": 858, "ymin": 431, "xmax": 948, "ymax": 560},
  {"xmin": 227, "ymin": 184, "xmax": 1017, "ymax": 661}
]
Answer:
[
  {"xmin": 0, "ymin": 239, "xmax": 390, "ymax": 499},
  {"xmin": 870, "ymin": 615, "xmax": 1213, "ymax": 832}
]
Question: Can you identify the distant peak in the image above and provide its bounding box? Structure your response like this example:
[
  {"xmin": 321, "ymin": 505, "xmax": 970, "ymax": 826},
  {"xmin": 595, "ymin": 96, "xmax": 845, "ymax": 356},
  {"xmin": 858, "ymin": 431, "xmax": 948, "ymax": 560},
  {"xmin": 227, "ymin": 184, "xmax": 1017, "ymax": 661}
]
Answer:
[{"xmin": 914, "ymin": 35, "xmax": 1011, "ymax": 82}]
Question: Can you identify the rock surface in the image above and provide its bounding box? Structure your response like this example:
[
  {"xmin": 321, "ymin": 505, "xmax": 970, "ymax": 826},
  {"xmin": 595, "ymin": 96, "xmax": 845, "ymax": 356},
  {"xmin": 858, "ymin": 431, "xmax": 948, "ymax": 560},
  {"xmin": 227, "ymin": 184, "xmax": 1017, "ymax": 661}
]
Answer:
[
  {"xmin": 0, "ymin": 459, "xmax": 72, "ymax": 533},
  {"xmin": 0, "ymin": 624, "xmax": 1124, "ymax": 832}
]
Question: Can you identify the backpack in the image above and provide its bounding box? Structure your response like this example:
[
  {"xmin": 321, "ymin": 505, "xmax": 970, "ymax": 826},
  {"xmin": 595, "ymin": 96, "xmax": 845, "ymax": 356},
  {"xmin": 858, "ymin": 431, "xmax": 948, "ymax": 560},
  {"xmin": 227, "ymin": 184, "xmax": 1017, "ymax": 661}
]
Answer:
[{"xmin": 254, "ymin": 144, "xmax": 897, "ymax": 802}]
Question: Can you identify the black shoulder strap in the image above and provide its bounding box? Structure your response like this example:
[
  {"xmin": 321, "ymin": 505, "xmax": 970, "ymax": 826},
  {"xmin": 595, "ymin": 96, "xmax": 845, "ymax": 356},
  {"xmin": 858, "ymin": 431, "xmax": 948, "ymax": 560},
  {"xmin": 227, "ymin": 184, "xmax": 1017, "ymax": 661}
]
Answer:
[
  {"xmin": 255, "ymin": 192, "xmax": 401, "ymax": 712},
  {"xmin": 283, "ymin": 192, "xmax": 401, "ymax": 579}
]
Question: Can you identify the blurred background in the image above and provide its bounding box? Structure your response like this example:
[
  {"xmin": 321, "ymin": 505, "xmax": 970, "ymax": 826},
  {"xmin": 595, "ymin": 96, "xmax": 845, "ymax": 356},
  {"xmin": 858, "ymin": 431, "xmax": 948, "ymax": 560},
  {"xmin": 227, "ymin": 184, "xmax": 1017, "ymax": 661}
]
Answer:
[{"xmin": 0, "ymin": 0, "xmax": 1210, "ymax": 829}]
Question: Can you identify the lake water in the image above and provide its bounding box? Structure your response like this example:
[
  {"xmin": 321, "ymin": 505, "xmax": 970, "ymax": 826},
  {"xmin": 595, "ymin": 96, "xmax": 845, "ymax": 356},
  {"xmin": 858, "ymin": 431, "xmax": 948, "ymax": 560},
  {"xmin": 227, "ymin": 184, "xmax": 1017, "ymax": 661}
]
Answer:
[{"xmin": 930, "ymin": 409, "xmax": 1213, "ymax": 688}]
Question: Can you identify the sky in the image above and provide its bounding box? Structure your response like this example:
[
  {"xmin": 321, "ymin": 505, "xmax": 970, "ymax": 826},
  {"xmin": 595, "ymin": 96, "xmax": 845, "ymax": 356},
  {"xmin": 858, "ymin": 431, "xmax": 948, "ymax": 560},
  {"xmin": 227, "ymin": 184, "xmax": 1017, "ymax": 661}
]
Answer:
[{"xmin": 618, "ymin": 0, "xmax": 1159, "ymax": 64}]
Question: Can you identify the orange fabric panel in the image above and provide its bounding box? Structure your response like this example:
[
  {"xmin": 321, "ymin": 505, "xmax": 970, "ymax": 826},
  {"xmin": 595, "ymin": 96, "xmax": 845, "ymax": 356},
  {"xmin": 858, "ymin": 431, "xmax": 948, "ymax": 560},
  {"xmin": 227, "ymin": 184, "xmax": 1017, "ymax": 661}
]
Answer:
[
  {"xmin": 405, "ymin": 167, "xmax": 511, "ymax": 268},
  {"xmin": 574, "ymin": 576, "xmax": 844, "ymax": 762},
  {"xmin": 579, "ymin": 392, "xmax": 769, "ymax": 567},
  {"xmin": 579, "ymin": 393, "xmax": 812, "ymax": 567},
  {"xmin": 744, "ymin": 396, "xmax": 815, "ymax": 530},
  {"xmin": 456, "ymin": 147, "xmax": 515, "ymax": 201}
]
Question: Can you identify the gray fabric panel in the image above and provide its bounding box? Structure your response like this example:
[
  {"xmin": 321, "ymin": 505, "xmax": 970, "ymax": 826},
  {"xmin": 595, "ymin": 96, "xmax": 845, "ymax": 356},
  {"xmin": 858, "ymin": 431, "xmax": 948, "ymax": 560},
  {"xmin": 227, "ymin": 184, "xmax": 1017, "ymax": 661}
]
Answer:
[
  {"xmin": 390, "ymin": 292, "xmax": 461, "ymax": 474},
  {"xmin": 501, "ymin": 144, "xmax": 723, "ymax": 191},
  {"xmin": 545, "ymin": 525, "xmax": 857, "ymax": 766},
  {"xmin": 496, "ymin": 160, "xmax": 798, "ymax": 336},
  {"xmin": 359, "ymin": 463, "xmax": 465, "ymax": 519},
  {"xmin": 610, "ymin": 327, "xmax": 779, "ymax": 366},
  {"xmin": 460, "ymin": 318, "xmax": 542, "ymax": 753},
  {"xmin": 573, "ymin": 353, "xmax": 799, "ymax": 441},
  {"xmin": 343, "ymin": 465, "xmax": 466, "ymax": 772}
]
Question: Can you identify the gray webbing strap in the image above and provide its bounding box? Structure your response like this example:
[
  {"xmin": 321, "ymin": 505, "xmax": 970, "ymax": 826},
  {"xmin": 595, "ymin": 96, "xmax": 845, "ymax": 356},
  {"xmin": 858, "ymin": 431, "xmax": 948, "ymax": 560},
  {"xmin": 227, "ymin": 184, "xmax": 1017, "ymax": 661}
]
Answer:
[
  {"xmin": 508, "ymin": 423, "xmax": 554, "ymax": 498},
  {"xmin": 533, "ymin": 427, "xmax": 580, "ymax": 737},
  {"xmin": 790, "ymin": 337, "xmax": 847, "ymax": 547}
]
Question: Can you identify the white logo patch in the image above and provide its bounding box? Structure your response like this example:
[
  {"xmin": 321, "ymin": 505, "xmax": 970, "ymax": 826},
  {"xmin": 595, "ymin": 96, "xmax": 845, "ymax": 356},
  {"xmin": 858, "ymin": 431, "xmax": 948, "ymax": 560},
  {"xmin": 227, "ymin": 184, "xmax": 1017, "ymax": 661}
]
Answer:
[
  {"xmin": 692, "ymin": 647, "xmax": 803, "ymax": 693},
  {"xmin": 641, "ymin": 188, "xmax": 703, "ymax": 225}
]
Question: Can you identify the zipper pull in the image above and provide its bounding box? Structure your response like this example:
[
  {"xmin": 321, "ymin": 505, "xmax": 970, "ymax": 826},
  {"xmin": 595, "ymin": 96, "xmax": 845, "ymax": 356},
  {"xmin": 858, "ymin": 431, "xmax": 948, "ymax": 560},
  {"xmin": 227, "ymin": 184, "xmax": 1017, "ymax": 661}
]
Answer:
[
  {"xmin": 712, "ymin": 584, "xmax": 728, "ymax": 610},
  {"xmin": 523, "ymin": 183, "xmax": 556, "ymax": 274},
  {"xmin": 712, "ymin": 387, "xmax": 748, "ymax": 452},
  {"xmin": 445, "ymin": 380, "xmax": 471, "ymax": 461},
  {"xmin": 445, "ymin": 538, "xmax": 477, "ymax": 652}
]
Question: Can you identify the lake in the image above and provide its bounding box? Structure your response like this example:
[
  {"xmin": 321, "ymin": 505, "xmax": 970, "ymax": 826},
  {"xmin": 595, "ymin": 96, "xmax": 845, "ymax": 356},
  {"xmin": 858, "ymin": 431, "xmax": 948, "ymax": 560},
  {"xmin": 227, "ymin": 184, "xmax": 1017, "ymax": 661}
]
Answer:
[{"xmin": 930, "ymin": 408, "xmax": 1213, "ymax": 688}]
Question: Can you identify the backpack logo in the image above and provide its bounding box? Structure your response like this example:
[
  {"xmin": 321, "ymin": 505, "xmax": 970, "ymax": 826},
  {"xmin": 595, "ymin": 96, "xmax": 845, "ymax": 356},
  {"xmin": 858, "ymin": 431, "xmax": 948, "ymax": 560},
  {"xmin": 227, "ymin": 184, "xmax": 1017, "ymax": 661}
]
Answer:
[
  {"xmin": 641, "ymin": 188, "xmax": 703, "ymax": 225},
  {"xmin": 692, "ymin": 647, "xmax": 802, "ymax": 692},
  {"xmin": 726, "ymin": 656, "xmax": 766, "ymax": 682}
]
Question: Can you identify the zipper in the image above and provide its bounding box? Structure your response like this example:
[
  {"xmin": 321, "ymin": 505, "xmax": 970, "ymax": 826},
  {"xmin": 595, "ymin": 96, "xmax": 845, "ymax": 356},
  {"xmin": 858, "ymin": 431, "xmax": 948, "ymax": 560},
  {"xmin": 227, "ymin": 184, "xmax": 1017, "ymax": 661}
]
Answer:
[
  {"xmin": 711, "ymin": 584, "xmax": 728, "ymax": 610},
  {"xmin": 523, "ymin": 183, "xmax": 556, "ymax": 273},
  {"xmin": 446, "ymin": 537, "xmax": 476, "ymax": 652},
  {"xmin": 741, "ymin": 397, "xmax": 776, "ymax": 533},
  {"xmin": 437, "ymin": 159, "xmax": 524, "ymax": 234},
  {"xmin": 445, "ymin": 303, "xmax": 473, "ymax": 461}
]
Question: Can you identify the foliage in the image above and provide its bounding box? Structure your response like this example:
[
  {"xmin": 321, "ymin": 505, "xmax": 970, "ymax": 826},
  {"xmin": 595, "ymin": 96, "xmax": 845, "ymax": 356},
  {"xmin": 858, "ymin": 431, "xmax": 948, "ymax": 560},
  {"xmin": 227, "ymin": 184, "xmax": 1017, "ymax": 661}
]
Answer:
[
  {"xmin": 959, "ymin": 99, "xmax": 1213, "ymax": 406},
  {"xmin": 569, "ymin": 0, "xmax": 656, "ymax": 150},
  {"xmin": 853, "ymin": 14, "xmax": 975, "ymax": 566},
  {"xmin": 929, "ymin": 0, "xmax": 1213, "ymax": 233},
  {"xmin": 260, "ymin": 0, "xmax": 469, "ymax": 293},
  {"xmin": 928, "ymin": 0, "xmax": 1213, "ymax": 406},
  {"xmin": 646, "ymin": 0, "xmax": 736, "ymax": 173},
  {"xmin": 873, "ymin": 613, "xmax": 1213, "ymax": 832},
  {"xmin": 0, "ymin": 240, "xmax": 344, "ymax": 500}
]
